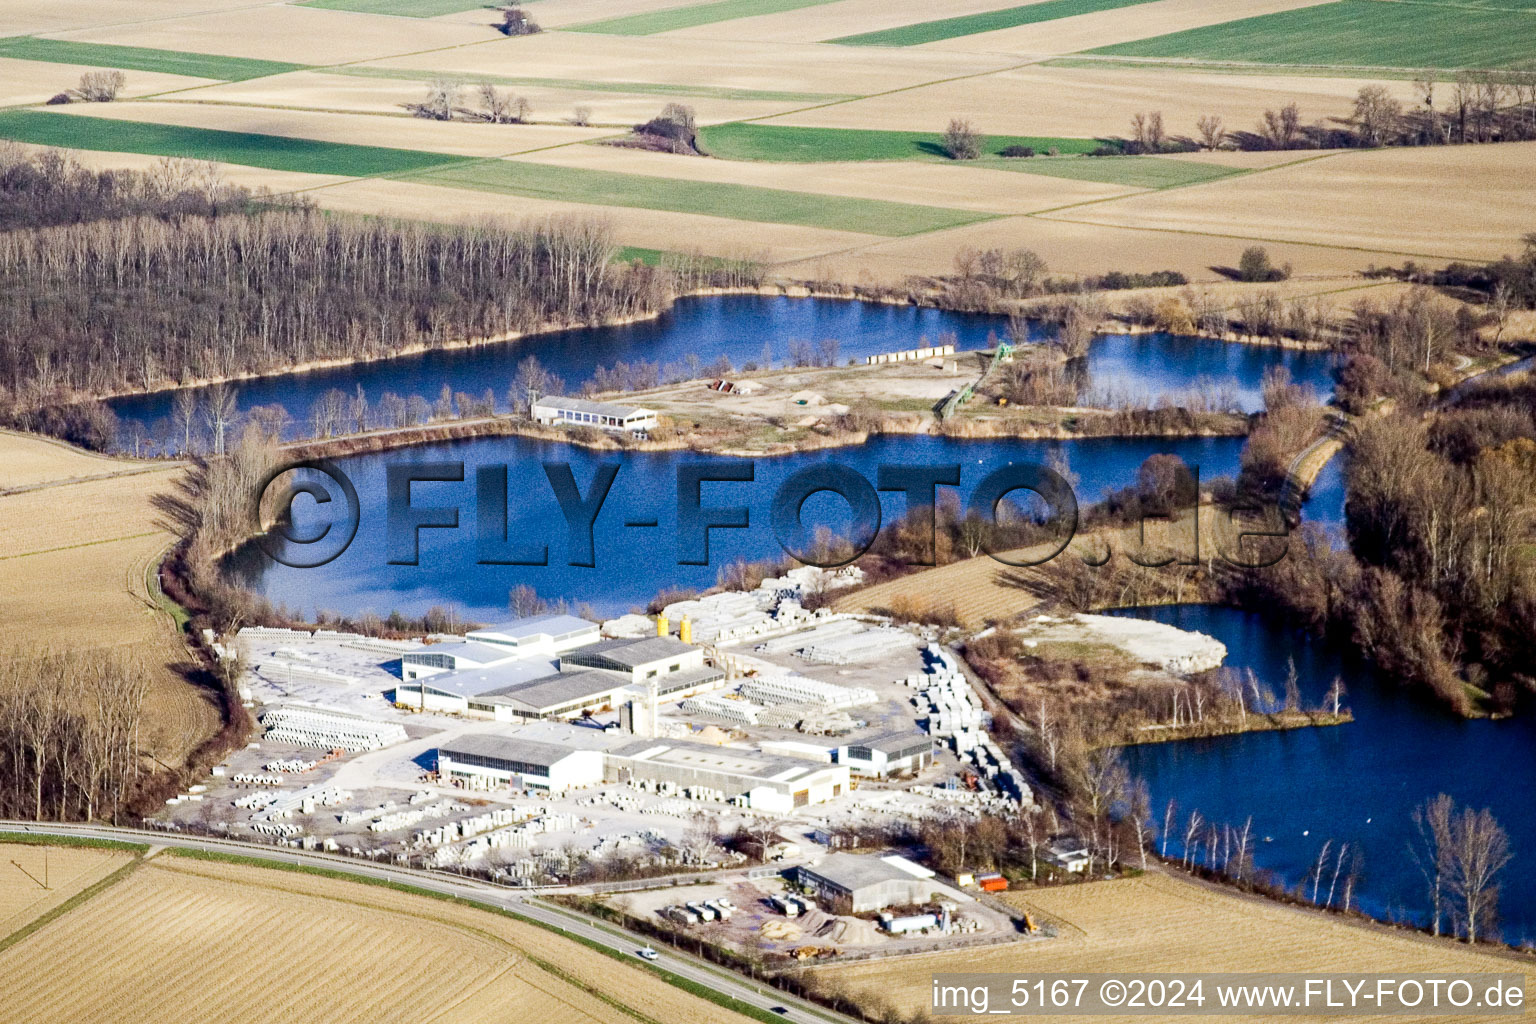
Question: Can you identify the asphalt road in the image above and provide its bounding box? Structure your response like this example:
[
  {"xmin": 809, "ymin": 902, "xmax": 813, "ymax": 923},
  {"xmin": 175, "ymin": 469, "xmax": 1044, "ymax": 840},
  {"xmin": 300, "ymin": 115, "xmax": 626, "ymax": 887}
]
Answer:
[{"xmin": 1, "ymin": 821, "xmax": 851, "ymax": 1024}]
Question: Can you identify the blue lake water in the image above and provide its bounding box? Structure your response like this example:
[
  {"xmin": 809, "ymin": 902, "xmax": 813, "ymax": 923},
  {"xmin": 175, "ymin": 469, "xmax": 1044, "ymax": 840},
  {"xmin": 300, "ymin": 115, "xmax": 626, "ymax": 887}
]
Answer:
[
  {"xmin": 107, "ymin": 296, "xmax": 1336, "ymax": 446},
  {"xmin": 243, "ymin": 432, "xmax": 1249, "ymax": 621},
  {"xmin": 1116, "ymin": 605, "xmax": 1536, "ymax": 946}
]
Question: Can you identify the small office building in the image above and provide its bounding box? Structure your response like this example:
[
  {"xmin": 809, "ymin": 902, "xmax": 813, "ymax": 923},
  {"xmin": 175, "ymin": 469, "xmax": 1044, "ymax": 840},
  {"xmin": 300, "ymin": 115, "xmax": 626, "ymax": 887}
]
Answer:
[
  {"xmin": 437, "ymin": 734, "xmax": 604, "ymax": 792},
  {"xmin": 532, "ymin": 396, "xmax": 658, "ymax": 433},
  {"xmin": 835, "ymin": 731, "xmax": 934, "ymax": 778}
]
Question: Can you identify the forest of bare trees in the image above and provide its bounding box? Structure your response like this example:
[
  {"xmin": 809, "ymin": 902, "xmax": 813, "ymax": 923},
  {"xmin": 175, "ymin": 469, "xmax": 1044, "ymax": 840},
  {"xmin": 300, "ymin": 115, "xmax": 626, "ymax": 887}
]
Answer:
[{"xmin": 0, "ymin": 648, "xmax": 150, "ymax": 822}]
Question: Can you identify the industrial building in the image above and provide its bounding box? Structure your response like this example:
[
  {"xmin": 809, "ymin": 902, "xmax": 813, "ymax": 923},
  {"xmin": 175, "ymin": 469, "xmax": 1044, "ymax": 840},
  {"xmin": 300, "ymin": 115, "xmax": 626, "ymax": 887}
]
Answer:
[
  {"xmin": 796, "ymin": 854, "xmax": 937, "ymax": 913},
  {"xmin": 561, "ymin": 636, "xmax": 723, "ymax": 697},
  {"xmin": 393, "ymin": 657, "xmax": 560, "ymax": 717},
  {"xmin": 465, "ymin": 615, "xmax": 600, "ymax": 655},
  {"xmin": 604, "ymin": 740, "xmax": 849, "ymax": 813},
  {"xmin": 401, "ymin": 616, "xmax": 600, "ymax": 679},
  {"xmin": 532, "ymin": 396, "xmax": 658, "ymax": 433},
  {"xmin": 836, "ymin": 731, "xmax": 934, "ymax": 778},
  {"xmin": 436, "ymin": 734, "xmax": 604, "ymax": 792},
  {"xmin": 400, "ymin": 640, "xmax": 519, "ymax": 680}
]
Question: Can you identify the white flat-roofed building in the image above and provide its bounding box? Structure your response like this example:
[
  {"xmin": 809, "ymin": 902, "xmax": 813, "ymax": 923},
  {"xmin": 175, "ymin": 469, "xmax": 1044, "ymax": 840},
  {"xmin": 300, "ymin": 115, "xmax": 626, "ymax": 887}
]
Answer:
[
  {"xmin": 437, "ymin": 733, "xmax": 604, "ymax": 792},
  {"xmin": 400, "ymin": 640, "xmax": 520, "ymax": 681},
  {"xmin": 836, "ymin": 731, "xmax": 934, "ymax": 778},
  {"xmin": 482, "ymin": 669, "xmax": 635, "ymax": 720},
  {"xmin": 605, "ymin": 740, "xmax": 849, "ymax": 813},
  {"xmin": 532, "ymin": 396, "xmax": 658, "ymax": 433},
  {"xmin": 560, "ymin": 636, "xmax": 723, "ymax": 698},
  {"xmin": 466, "ymin": 614, "xmax": 600, "ymax": 655}
]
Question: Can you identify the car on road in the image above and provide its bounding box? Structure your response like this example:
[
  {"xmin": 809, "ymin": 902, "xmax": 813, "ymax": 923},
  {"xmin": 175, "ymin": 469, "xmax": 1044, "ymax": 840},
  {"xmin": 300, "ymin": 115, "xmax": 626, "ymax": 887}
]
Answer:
[
  {"xmin": 636, "ymin": 946, "xmax": 659, "ymax": 961},
  {"xmin": 770, "ymin": 1007, "xmax": 789, "ymax": 1016}
]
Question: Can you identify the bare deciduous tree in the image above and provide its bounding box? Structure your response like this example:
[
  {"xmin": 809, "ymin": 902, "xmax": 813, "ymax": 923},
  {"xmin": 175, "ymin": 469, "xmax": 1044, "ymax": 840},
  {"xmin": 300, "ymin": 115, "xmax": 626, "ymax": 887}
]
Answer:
[{"xmin": 943, "ymin": 118, "xmax": 981, "ymax": 160}]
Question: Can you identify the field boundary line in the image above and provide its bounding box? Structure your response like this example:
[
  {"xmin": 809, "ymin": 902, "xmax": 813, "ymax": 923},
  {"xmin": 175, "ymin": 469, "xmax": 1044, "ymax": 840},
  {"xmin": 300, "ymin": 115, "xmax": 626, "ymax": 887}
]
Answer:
[
  {"xmin": 0, "ymin": 531, "xmax": 162, "ymax": 562},
  {"xmin": 0, "ymin": 463, "xmax": 180, "ymax": 496},
  {"xmin": 0, "ymin": 854, "xmax": 143, "ymax": 954},
  {"xmin": 1023, "ymin": 150, "xmax": 1346, "ymax": 216}
]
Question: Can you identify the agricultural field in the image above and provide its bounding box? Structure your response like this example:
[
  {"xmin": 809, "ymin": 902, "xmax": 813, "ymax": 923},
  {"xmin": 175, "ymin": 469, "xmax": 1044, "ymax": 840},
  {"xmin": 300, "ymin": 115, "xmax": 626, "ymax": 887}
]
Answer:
[
  {"xmin": 0, "ymin": 1, "xmax": 1523, "ymax": 283},
  {"xmin": 403, "ymin": 157, "xmax": 996, "ymax": 234},
  {"xmin": 0, "ymin": 37, "xmax": 307, "ymax": 81},
  {"xmin": 1091, "ymin": 0, "xmax": 1536, "ymax": 69},
  {"xmin": 1053, "ymin": 142, "xmax": 1536, "ymax": 262},
  {"xmin": 568, "ymin": 0, "xmax": 844, "ymax": 36},
  {"xmin": 828, "ymin": 0, "xmax": 1164, "ymax": 47},
  {"xmin": 0, "ymin": 110, "xmax": 461, "ymax": 176},
  {"xmin": 297, "ymin": 0, "xmax": 497, "ymax": 16},
  {"xmin": 696, "ymin": 123, "xmax": 1101, "ymax": 162},
  {"xmin": 0, "ymin": 432, "xmax": 215, "ymax": 765},
  {"xmin": 818, "ymin": 871, "xmax": 1532, "ymax": 1023},
  {"xmin": 0, "ymin": 843, "xmax": 134, "ymax": 944},
  {"xmin": 0, "ymin": 852, "xmax": 761, "ymax": 1024}
]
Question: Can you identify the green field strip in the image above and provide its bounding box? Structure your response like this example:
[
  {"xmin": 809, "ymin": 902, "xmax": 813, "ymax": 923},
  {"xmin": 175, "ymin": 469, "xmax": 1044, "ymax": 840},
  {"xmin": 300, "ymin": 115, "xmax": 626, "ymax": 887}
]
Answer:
[
  {"xmin": 828, "ymin": 0, "xmax": 1162, "ymax": 46},
  {"xmin": 324, "ymin": 66, "xmax": 853, "ymax": 103},
  {"xmin": 696, "ymin": 122, "xmax": 1100, "ymax": 161},
  {"xmin": 1040, "ymin": 56, "xmax": 1461, "ymax": 80},
  {"xmin": 983, "ymin": 154, "xmax": 1242, "ymax": 189},
  {"xmin": 401, "ymin": 158, "xmax": 995, "ymax": 235},
  {"xmin": 566, "ymin": 0, "xmax": 840, "ymax": 36},
  {"xmin": 0, "ymin": 37, "xmax": 310, "ymax": 81},
  {"xmin": 1088, "ymin": 0, "xmax": 1536, "ymax": 69},
  {"xmin": 0, "ymin": 111, "xmax": 462, "ymax": 175},
  {"xmin": 297, "ymin": 0, "xmax": 497, "ymax": 16}
]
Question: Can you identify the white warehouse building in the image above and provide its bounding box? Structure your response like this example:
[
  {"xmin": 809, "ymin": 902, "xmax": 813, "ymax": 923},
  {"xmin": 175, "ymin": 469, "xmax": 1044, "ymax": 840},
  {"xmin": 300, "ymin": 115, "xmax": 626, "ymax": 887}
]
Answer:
[
  {"xmin": 605, "ymin": 740, "xmax": 849, "ymax": 813},
  {"xmin": 437, "ymin": 734, "xmax": 605, "ymax": 792},
  {"xmin": 532, "ymin": 396, "xmax": 658, "ymax": 434}
]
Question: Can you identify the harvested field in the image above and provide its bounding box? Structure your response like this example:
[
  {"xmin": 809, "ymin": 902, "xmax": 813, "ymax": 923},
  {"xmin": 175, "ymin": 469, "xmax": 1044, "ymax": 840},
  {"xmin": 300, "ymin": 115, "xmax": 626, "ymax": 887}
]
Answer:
[
  {"xmin": 830, "ymin": 0, "xmax": 1164, "ymax": 46},
  {"xmin": 0, "ymin": 851, "xmax": 763, "ymax": 1024},
  {"xmin": 0, "ymin": 0, "xmax": 262, "ymax": 37},
  {"xmin": 1050, "ymin": 142, "xmax": 1536, "ymax": 261},
  {"xmin": 662, "ymin": 0, "xmax": 1048, "ymax": 44},
  {"xmin": 0, "ymin": 844, "xmax": 133, "ymax": 942},
  {"xmin": 782, "ymin": 213, "xmax": 1410, "ymax": 285},
  {"xmin": 311, "ymin": 176, "xmax": 882, "ymax": 261},
  {"xmin": 366, "ymin": 31, "xmax": 1014, "ymax": 97},
  {"xmin": 569, "ymin": 0, "xmax": 844, "ymax": 36},
  {"xmin": 403, "ymin": 157, "xmax": 997, "ymax": 234},
  {"xmin": 916, "ymin": 0, "xmax": 1334, "ymax": 55},
  {"xmin": 518, "ymin": 144, "xmax": 1140, "ymax": 215},
  {"xmin": 764, "ymin": 64, "xmax": 1418, "ymax": 142},
  {"xmin": 326, "ymin": 65, "xmax": 850, "ymax": 103},
  {"xmin": 298, "ymin": 0, "xmax": 495, "ymax": 16},
  {"xmin": 696, "ymin": 123, "xmax": 1099, "ymax": 161},
  {"xmin": 0, "ymin": 110, "xmax": 460, "ymax": 175},
  {"xmin": 1091, "ymin": 0, "xmax": 1536, "ymax": 69},
  {"xmin": 194, "ymin": 69, "xmax": 818, "ymax": 128},
  {"xmin": 818, "ymin": 872, "xmax": 1531, "ymax": 1023},
  {"xmin": 0, "ymin": 37, "xmax": 307, "ymax": 81},
  {"xmin": 0, "ymin": 433, "xmax": 217, "ymax": 765},
  {"xmin": 55, "ymin": 6, "xmax": 496, "ymax": 66},
  {"xmin": 0, "ymin": 57, "xmax": 216, "ymax": 106}
]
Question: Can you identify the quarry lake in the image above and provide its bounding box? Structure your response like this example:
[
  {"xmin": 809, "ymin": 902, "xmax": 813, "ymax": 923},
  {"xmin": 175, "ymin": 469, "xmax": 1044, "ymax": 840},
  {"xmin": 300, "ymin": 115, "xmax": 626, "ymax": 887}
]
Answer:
[
  {"xmin": 108, "ymin": 295, "xmax": 1338, "ymax": 442},
  {"xmin": 237, "ymin": 431, "xmax": 1253, "ymax": 619},
  {"xmin": 1117, "ymin": 605, "xmax": 1536, "ymax": 947}
]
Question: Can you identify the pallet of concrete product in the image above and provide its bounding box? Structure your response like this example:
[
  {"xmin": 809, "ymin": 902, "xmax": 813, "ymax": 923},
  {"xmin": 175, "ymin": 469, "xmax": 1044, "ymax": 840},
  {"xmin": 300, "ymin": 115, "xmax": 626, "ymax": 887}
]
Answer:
[{"xmin": 796, "ymin": 626, "xmax": 915, "ymax": 665}]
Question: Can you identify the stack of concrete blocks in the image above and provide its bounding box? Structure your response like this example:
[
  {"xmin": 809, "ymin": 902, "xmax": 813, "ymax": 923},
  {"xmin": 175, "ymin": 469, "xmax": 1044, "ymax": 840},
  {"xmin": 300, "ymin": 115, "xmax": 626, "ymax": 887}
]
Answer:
[
  {"xmin": 369, "ymin": 799, "xmax": 467, "ymax": 833},
  {"xmin": 754, "ymin": 620, "xmax": 863, "ymax": 655},
  {"xmin": 739, "ymin": 672, "xmax": 877, "ymax": 709},
  {"xmin": 259, "ymin": 704, "xmax": 408, "ymax": 751},
  {"xmin": 662, "ymin": 591, "xmax": 778, "ymax": 646},
  {"xmin": 681, "ymin": 692, "xmax": 763, "ymax": 726},
  {"xmin": 795, "ymin": 626, "xmax": 914, "ymax": 665}
]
